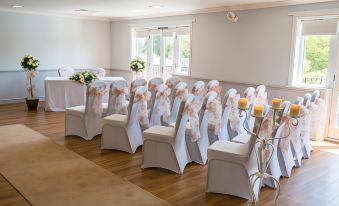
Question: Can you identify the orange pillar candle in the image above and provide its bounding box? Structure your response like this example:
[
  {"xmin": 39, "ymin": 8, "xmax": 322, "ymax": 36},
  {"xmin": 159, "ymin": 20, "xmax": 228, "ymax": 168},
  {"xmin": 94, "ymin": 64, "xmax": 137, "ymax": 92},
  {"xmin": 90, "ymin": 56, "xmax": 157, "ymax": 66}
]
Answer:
[
  {"xmin": 289, "ymin": 104, "xmax": 301, "ymax": 117},
  {"xmin": 253, "ymin": 105, "xmax": 264, "ymax": 117},
  {"xmin": 272, "ymin": 98, "xmax": 282, "ymax": 109},
  {"xmin": 238, "ymin": 98, "xmax": 248, "ymax": 109}
]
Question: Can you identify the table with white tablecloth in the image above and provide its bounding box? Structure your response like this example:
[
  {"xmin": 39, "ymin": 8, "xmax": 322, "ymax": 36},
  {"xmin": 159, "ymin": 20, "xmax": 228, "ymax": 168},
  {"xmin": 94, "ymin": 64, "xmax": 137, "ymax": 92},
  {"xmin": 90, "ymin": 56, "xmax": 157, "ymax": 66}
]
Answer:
[{"xmin": 45, "ymin": 77, "xmax": 124, "ymax": 111}]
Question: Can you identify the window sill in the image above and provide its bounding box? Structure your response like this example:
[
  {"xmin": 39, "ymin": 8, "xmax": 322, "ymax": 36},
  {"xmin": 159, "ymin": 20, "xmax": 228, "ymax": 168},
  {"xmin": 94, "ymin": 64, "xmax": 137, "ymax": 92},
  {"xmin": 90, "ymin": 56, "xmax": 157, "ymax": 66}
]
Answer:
[
  {"xmin": 287, "ymin": 84, "xmax": 330, "ymax": 91},
  {"xmin": 172, "ymin": 72, "xmax": 190, "ymax": 77}
]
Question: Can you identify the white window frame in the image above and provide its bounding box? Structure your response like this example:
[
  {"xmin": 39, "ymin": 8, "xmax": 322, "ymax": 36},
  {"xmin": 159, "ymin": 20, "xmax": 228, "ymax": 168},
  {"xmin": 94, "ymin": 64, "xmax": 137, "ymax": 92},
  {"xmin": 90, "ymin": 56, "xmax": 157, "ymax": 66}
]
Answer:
[
  {"xmin": 129, "ymin": 19, "xmax": 195, "ymax": 78},
  {"xmin": 288, "ymin": 10, "xmax": 339, "ymax": 88}
]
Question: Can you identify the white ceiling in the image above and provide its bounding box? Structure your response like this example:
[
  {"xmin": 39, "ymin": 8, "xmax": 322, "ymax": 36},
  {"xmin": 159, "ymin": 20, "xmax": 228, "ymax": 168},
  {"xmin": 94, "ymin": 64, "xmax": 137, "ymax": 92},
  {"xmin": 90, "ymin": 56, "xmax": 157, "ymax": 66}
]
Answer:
[{"xmin": 0, "ymin": 0, "xmax": 334, "ymax": 21}]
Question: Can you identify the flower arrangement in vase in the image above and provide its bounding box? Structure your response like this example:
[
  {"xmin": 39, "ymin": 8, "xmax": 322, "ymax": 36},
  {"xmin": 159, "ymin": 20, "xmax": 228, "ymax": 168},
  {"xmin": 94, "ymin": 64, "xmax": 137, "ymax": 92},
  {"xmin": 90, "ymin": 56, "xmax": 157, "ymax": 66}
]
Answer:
[
  {"xmin": 20, "ymin": 54, "xmax": 40, "ymax": 110},
  {"xmin": 69, "ymin": 71, "xmax": 98, "ymax": 85},
  {"xmin": 130, "ymin": 58, "xmax": 145, "ymax": 79}
]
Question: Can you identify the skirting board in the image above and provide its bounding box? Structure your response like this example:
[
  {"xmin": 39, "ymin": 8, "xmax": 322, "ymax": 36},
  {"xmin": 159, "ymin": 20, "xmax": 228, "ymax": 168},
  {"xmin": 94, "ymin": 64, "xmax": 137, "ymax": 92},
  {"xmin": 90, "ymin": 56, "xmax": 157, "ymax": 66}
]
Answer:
[{"xmin": 0, "ymin": 97, "xmax": 45, "ymax": 105}]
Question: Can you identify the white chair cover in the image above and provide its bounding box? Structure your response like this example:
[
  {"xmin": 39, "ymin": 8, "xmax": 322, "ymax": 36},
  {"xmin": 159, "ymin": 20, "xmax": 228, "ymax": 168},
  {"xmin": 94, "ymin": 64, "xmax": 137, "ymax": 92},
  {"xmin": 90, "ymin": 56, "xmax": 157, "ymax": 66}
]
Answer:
[
  {"xmin": 276, "ymin": 101, "xmax": 296, "ymax": 177},
  {"xmin": 207, "ymin": 80, "xmax": 222, "ymax": 99},
  {"xmin": 263, "ymin": 102, "xmax": 290, "ymax": 188},
  {"xmin": 149, "ymin": 84, "xmax": 171, "ymax": 127},
  {"xmin": 200, "ymin": 91, "xmax": 222, "ymax": 145},
  {"xmin": 142, "ymin": 96, "xmax": 192, "ymax": 174},
  {"xmin": 106, "ymin": 80, "xmax": 129, "ymax": 116},
  {"xmin": 165, "ymin": 77, "xmax": 181, "ymax": 109},
  {"xmin": 255, "ymin": 85, "xmax": 268, "ymax": 105},
  {"xmin": 243, "ymin": 87, "xmax": 257, "ymax": 132},
  {"xmin": 184, "ymin": 90, "xmax": 209, "ymax": 165},
  {"xmin": 101, "ymin": 86, "xmax": 150, "ymax": 153},
  {"xmin": 206, "ymin": 118, "xmax": 261, "ymax": 200},
  {"xmin": 148, "ymin": 77, "xmax": 164, "ymax": 117},
  {"xmin": 167, "ymin": 82, "xmax": 188, "ymax": 124},
  {"xmin": 219, "ymin": 88, "xmax": 242, "ymax": 140},
  {"xmin": 290, "ymin": 96, "xmax": 304, "ymax": 167},
  {"xmin": 91, "ymin": 67, "xmax": 106, "ymax": 77},
  {"xmin": 301, "ymin": 93, "xmax": 313, "ymax": 158},
  {"xmin": 310, "ymin": 90, "xmax": 327, "ymax": 141},
  {"xmin": 65, "ymin": 81, "xmax": 106, "ymax": 140},
  {"xmin": 58, "ymin": 67, "xmax": 75, "ymax": 77}
]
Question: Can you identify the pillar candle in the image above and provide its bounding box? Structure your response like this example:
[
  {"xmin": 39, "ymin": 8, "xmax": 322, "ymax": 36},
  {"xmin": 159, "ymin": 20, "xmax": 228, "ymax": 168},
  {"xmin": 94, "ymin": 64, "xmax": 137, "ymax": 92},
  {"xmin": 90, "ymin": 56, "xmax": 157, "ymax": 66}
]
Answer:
[
  {"xmin": 289, "ymin": 104, "xmax": 300, "ymax": 117},
  {"xmin": 272, "ymin": 98, "xmax": 282, "ymax": 109},
  {"xmin": 253, "ymin": 105, "xmax": 264, "ymax": 117},
  {"xmin": 238, "ymin": 98, "xmax": 248, "ymax": 109}
]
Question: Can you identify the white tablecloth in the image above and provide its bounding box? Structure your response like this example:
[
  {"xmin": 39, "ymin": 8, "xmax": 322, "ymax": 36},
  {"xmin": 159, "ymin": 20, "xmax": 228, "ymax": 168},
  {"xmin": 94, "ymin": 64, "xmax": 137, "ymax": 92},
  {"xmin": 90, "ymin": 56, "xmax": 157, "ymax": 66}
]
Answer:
[{"xmin": 45, "ymin": 77, "xmax": 124, "ymax": 111}]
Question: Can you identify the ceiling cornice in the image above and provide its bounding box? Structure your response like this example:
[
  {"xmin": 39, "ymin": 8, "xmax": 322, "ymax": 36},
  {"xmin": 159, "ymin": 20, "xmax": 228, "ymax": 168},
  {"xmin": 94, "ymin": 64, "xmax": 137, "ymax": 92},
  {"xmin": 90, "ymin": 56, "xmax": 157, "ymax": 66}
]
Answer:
[{"xmin": 0, "ymin": 0, "xmax": 335, "ymax": 22}]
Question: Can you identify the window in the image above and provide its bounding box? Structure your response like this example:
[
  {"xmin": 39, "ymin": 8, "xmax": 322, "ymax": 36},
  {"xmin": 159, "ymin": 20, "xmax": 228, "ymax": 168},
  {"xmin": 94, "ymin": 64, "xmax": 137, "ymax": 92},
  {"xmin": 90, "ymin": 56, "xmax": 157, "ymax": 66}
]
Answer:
[
  {"xmin": 290, "ymin": 18, "xmax": 338, "ymax": 87},
  {"xmin": 131, "ymin": 26, "xmax": 191, "ymax": 80}
]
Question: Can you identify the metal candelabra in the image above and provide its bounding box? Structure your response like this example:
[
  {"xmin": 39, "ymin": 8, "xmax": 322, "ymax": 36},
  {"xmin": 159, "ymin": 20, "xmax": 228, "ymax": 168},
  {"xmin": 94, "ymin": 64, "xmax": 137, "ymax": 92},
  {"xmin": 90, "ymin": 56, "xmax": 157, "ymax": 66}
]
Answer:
[{"xmin": 239, "ymin": 106, "xmax": 299, "ymax": 206}]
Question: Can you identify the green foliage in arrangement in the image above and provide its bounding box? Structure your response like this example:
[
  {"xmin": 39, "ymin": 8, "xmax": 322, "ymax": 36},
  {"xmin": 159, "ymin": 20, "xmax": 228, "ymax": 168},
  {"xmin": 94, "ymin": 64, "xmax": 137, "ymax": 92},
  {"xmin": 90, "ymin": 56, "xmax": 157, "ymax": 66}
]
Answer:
[
  {"xmin": 69, "ymin": 71, "xmax": 98, "ymax": 85},
  {"xmin": 20, "ymin": 54, "xmax": 40, "ymax": 71},
  {"xmin": 130, "ymin": 58, "xmax": 146, "ymax": 72}
]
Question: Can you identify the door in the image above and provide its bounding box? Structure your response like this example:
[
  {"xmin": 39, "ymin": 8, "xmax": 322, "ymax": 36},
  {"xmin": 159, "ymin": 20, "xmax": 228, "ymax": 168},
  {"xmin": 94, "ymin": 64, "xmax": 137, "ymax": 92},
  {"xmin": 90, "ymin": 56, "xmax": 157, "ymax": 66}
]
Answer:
[
  {"xmin": 328, "ymin": 21, "xmax": 339, "ymax": 139},
  {"xmin": 133, "ymin": 26, "xmax": 190, "ymax": 80}
]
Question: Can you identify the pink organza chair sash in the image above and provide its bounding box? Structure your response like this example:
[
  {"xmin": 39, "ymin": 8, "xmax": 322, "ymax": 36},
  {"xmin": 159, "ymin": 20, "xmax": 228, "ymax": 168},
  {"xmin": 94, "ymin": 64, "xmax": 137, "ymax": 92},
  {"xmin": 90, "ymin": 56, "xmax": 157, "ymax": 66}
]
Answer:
[
  {"xmin": 227, "ymin": 94, "xmax": 241, "ymax": 132},
  {"xmin": 184, "ymin": 101, "xmax": 201, "ymax": 142},
  {"xmin": 113, "ymin": 86, "xmax": 129, "ymax": 114},
  {"xmin": 299, "ymin": 105, "xmax": 310, "ymax": 146},
  {"xmin": 153, "ymin": 86, "xmax": 171, "ymax": 123},
  {"xmin": 207, "ymin": 99, "xmax": 222, "ymax": 135},
  {"xmin": 134, "ymin": 90, "xmax": 151, "ymax": 128},
  {"xmin": 88, "ymin": 85, "xmax": 106, "ymax": 117}
]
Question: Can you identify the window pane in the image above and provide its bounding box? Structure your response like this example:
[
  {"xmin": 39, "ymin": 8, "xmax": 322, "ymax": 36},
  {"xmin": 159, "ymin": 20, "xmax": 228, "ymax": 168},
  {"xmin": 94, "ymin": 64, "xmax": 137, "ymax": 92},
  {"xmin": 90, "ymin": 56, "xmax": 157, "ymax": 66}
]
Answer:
[
  {"xmin": 178, "ymin": 35, "xmax": 190, "ymax": 74},
  {"xmin": 152, "ymin": 35, "xmax": 160, "ymax": 66},
  {"xmin": 301, "ymin": 35, "xmax": 330, "ymax": 86},
  {"xmin": 136, "ymin": 37, "xmax": 147, "ymax": 62}
]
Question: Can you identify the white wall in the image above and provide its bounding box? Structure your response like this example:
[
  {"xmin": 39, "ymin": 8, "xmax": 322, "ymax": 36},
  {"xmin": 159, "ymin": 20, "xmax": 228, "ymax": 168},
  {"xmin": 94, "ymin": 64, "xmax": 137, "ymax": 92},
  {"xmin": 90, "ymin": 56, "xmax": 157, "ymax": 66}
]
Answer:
[
  {"xmin": 0, "ymin": 11, "xmax": 111, "ymax": 103},
  {"xmin": 110, "ymin": 1, "xmax": 339, "ymax": 87}
]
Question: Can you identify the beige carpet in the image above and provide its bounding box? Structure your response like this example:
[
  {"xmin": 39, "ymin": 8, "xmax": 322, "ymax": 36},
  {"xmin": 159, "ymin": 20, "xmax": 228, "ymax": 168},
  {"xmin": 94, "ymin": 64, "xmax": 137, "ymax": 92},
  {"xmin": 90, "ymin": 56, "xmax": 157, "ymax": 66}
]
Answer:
[{"xmin": 0, "ymin": 124, "xmax": 171, "ymax": 206}]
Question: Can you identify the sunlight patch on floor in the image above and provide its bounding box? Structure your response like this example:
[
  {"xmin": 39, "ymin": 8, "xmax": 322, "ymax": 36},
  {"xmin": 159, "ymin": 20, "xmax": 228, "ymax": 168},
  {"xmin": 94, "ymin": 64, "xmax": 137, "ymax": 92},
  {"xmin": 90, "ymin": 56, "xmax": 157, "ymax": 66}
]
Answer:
[{"xmin": 312, "ymin": 141, "xmax": 339, "ymax": 155}]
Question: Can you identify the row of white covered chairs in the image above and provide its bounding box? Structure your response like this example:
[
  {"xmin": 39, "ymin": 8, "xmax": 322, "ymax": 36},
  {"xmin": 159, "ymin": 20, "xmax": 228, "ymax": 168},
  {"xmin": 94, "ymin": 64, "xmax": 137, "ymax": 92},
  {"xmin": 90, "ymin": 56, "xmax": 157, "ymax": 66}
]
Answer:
[
  {"xmin": 58, "ymin": 67, "xmax": 106, "ymax": 77},
  {"xmin": 206, "ymin": 90, "xmax": 325, "ymax": 200},
  {"xmin": 64, "ymin": 77, "xmax": 326, "ymax": 201}
]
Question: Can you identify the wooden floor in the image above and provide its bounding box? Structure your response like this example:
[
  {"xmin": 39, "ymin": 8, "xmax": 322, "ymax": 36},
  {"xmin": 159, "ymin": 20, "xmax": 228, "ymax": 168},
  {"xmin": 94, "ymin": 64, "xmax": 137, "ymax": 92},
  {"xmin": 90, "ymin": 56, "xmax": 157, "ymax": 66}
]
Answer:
[{"xmin": 1, "ymin": 103, "xmax": 339, "ymax": 206}]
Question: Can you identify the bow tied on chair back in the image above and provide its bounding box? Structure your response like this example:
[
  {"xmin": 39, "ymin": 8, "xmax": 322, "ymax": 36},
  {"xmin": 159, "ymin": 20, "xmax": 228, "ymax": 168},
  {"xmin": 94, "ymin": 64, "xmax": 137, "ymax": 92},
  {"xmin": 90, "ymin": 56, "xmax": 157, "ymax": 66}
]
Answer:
[
  {"xmin": 207, "ymin": 98, "xmax": 222, "ymax": 135},
  {"xmin": 134, "ymin": 88, "xmax": 151, "ymax": 128},
  {"xmin": 175, "ymin": 82, "xmax": 188, "ymax": 100},
  {"xmin": 114, "ymin": 86, "xmax": 129, "ymax": 115},
  {"xmin": 227, "ymin": 94, "xmax": 242, "ymax": 132},
  {"xmin": 184, "ymin": 100, "xmax": 201, "ymax": 142},
  {"xmin": 88, "ymin": 83, "xmax": 106, "ymax": 117},
  {"xmin": 154, "ymin": 85, "xmax": 171, "ymax": 123}
]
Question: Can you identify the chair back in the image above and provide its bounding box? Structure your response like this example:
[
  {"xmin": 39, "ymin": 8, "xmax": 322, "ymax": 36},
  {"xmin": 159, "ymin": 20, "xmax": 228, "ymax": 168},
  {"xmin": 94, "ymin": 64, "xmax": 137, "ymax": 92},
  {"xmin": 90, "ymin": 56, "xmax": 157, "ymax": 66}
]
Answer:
[
  {"xmin": 149, "ymin": 84, "xmax": 171, "ymax": 126},
  {"xmin": 294, "ymin": 96, "xmax": 304, "ymax": 105},
  {"xmin": 85, "ymin": 81, "xmax": 106, "ymax": 117},
  {"xmin": 256, "ymin": 85, "xmax": 267, "ymax": 105},
  {"xmin": 311, "ymin": 90, "xmax": 320, "ymax": 103},
  {"xmin": 167, "ymin": 82, "xmax": 188, "ymax": 124},
  {"xmin": 303, "ymin": 93, "xmax": 312, "ymax": 107},
  {"xmin": 220, "ymin": 88, "xmax": 241, "ymax": 140},
  {"xmin": 207, "ymin": 80, "xmax": 221, "ymax": 97},
  {"xmin": 192, "ymin": 81, "xmax": 206, "ymax": 96},
  {"xmin": 166, "ymin": 77, "xmax": 181, "ymax": 109},
  {"xmin": 173, "ymin": 95, "xmax": 193, "ymax": 148},
  {"xmin": 148, "ymin": 77, "xmax": 164, "ymax": 116},
  {"xmin": 128, "ymin": 79, "xmax": 147, "ymax": 116},
  {"xmin": 91, "ymin": 68, "xmax": 106, "ymax": 77},
  {"xmin": 243, "ymin": 87, "xmax": 256, "ymax": 131},
  {"xmin": 200, "ymin": 91, "xmax": 221, "ymax": 143},
  {"xmin": 276, "ymin": 101, "xmax": 290, "ymax": 125},
  {"xmin": 107, "ymin": 80, "xmax": 128, "ymax": 115},
  {"xmin": 58, "ymin": 67, "xmax": 75, "ymax": 77},
  {"xmin": 128, "ymin": 86, "xmax": 150, "ymax": 128}
]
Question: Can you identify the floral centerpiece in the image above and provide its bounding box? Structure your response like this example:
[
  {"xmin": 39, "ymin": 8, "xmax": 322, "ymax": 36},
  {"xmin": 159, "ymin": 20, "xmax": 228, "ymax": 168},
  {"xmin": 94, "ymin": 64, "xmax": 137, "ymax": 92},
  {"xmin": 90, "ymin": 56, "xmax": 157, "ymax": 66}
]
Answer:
[
  {"xmin": 130, "ymin": 58, "xmax": 145, "ymax": 79},
  {"xmin": 69, "ymin": 71, "xmax": 98, "ymax": 85},
  {"xmin": 20, "ymin": 54, "xmax": 40, "ymax": 110}
]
